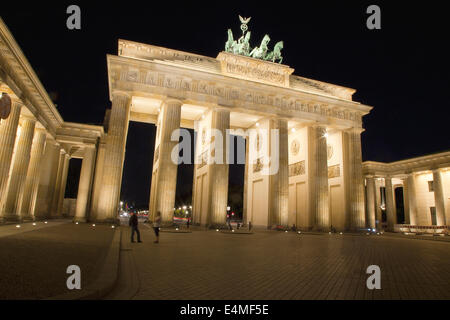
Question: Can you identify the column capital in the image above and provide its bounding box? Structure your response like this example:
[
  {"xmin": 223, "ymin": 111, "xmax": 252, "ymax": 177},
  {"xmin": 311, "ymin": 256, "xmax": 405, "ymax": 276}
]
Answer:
[
  {"xmin": 343, "ymin": 127, "xmax": 364, "ymax": 134},
  {"xmin": 162, "ymin": 97, "xmax": 183, "ymax": 107},
  {"xmin": 111, "ymin": 90, "xmax": 131, "ymax": 100}
]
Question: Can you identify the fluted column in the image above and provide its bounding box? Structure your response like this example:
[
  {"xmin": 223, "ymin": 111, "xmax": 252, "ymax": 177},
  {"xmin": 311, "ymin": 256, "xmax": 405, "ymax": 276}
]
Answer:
[
  {"xmin": 208, "ymin": 108, "xmax": 230, "ymax": 225},
  {"xmin": 308, "ymin": 125, "xmax": 330, "ymax": 231},
  {"xmin": 406, "ymin": 173, "xmax": 418, "ymax": 225},
  {"xmin": 344, "ymin": 128, "xmax": 366, "ymax": 230},
  {"xmin": 149, "ymin": 99, "xmax": 182, "ymax": 226},
  {"xmin": 50, "ymin": 149, "xmax": 66, "ymax": 217},
  {"xmin": 97, "ymin": 92, "xmax": 131, "ymax": 222},
  {"xmin": 402, "ymin": 178, "xmax": 410, "ymax": 224},
  {"xmin": 18, "ymin": 129, "xmax": 47, "ymax": 220},
  {"xmin": 269, "ymin": 118, "xmax": 289, "ymax": 226},
  {"xmin": 433, "ymin": 169, "xmax": 446, "ymax": 226},
  {"xmin": 89, "ymin": 138, "xmax": 106, "ymax": 221},
  {"xmin": 35, "ymin": 140, "xmax": 62, "ymax": 220},
  {"xmin": 385, "ymin": 176, "xmax": 396, "ymax": 231},
  {"xmin": 242, "ymin": 135, "xmax": 249, "ymax": 224},
  {"xmin": 56, "ymin": 153, "xmax": 70, "ymax": 217},
  {"xmin": 2, "ymin": 117, "xmax": 36, "ymax": 221},
  {"xmin": 74, "ymin": 146, "xmax": 96, "ymax": 222},
  {"xmin": 375, "ymin": 178, "xmax": 383, "ymax": 230},
  {"xmin": 0, "ymin": 100, "xmax": 22, "ymax": 210},
  {"xmin": 366, "ymin": 177, "xmax": 376, "ymax": 229}
]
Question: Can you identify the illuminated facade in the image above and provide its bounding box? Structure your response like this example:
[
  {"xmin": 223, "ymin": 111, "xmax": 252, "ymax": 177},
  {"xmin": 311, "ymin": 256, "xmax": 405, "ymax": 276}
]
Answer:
[
  {"xmin": 1, "ymin": 18, "xmax": 447, "ymax": 232},
  {"xmin": 363, "ymin": 153, "xmax": 450, "ymax": 233}
]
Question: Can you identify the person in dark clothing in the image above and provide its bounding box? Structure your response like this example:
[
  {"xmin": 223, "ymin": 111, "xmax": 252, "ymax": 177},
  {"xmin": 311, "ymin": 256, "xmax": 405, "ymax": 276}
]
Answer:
[{"xmin": 129, "ymin": 212, "xmax": 142, "ymax": 243}]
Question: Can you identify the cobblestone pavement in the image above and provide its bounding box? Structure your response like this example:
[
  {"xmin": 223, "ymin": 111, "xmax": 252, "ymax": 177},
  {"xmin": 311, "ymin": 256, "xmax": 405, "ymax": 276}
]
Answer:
[
  {"xmin": 0, "ymin": 221, "xmax": 115, "ymax": 299},
  {"xmin": 111, "ymin": 225, "xmax": 450, "ymax": 300}
]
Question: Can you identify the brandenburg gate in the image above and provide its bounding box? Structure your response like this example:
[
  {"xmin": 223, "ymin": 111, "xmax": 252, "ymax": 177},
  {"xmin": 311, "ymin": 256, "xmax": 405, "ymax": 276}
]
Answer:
[{"xmin": 90, "ymin": 32, "xmax": 372, "ymax": 231}]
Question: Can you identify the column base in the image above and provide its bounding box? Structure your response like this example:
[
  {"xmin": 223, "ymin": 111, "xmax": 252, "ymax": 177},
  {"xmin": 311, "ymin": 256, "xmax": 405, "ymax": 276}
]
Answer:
[
  {"xmin": 73, "ymin": 217, "xmax": 87, "ymax": 223},
  {"xmin": 0, "ymin": 215, "xmax": 22, "ymax": 223}
]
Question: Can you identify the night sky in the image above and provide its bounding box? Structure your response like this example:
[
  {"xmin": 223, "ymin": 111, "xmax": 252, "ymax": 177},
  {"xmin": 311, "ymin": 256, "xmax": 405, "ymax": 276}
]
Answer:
[{"xmin": 2, "ymin": 1, "xmax": 449, "ymax": 208}]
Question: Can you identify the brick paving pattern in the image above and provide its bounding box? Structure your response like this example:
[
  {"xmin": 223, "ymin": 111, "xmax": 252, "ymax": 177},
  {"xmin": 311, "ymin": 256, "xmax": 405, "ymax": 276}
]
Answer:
[{"xmin": 119, "ymin": 225, "xmax": 450, "ymax": 300}]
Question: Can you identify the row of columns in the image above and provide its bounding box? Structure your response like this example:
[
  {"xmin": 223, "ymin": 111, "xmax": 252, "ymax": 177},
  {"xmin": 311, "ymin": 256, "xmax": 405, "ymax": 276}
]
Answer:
[
  {"xmin": 94, "ymin": 92, "xmax": 367, "ymax": 229},
  {"xmin": 366, "ymin": 169, "xmax": 447, "ymax": 231},
  {"xmin": 0, "ymin": 98, "xmax": 99, "ymax": 223}
]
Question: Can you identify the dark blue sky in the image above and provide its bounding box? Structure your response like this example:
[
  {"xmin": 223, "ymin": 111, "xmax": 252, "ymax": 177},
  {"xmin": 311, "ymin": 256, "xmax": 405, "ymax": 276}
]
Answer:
[{"xmin": 2, "ymin": 1, "xmax": 449, "ymax": 207}]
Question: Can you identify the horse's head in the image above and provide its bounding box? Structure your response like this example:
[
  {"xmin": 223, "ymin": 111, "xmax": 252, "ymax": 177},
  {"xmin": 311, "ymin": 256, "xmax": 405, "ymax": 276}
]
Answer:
[
  {"xmin": 275, "ymin": 41, "xmax": 284, "ymax": 50},
  {"xmin": 262, "ymin": 34, "xmax": 271, "ymax": 46},
  {"xmin": 244, "ymin": 31, "xmax": 251, "ymax": 42},
  {"xmin": 227, "ymin": 29, "xmax": 234, "ymax": 41}
]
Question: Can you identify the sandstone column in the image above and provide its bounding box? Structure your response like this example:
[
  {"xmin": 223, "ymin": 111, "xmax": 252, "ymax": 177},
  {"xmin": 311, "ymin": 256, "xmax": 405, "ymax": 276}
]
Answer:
[
  {"xmin": 208, "ymin": 108, "xmax": 230, "ymax": 225},
  {"xmin": 50, "ymin": 149, "xmax": 67, "ymax": 217},
  {"xmin": 56, "ymin": 153, "xmax": 70, "ymax": 217},
  {"xmin": 90, "ymin": 137, "xmax": 106, "ymax": 221},
  {"xmin": 308, "ymin": 125, "xmax": 330, "ymax": 231},
  {"xmin": 0, "ymin": 100, "xmax": 22, "ymax": 211},
  {"xmin": 385, "ymin": 176, "xmax": 396, "ymax": 231},
  {"xmin": 366, "ymin": 176, "xmax": 376, "ymax": 229},
  {"xmin": 402, "ymin": 178, "xmax": 410, "ymax": 224},
  {"xmin": 18, "ymin": 129, "xmax": 47, "ymax": 220},
  {"xmin": 269, "ymin": 118, "xmax": 289, "ymax": 227},
  {"xmin": 74, "ymin": 146, "xmax": 96, "ymax": 222},
  {"xmin": 34, "ymin": 140, "xmax": 62, "ymax": 220},
  {"xmin": 406, "ymin": 173, "xmax": 418, "ymax": 225},
  {"xmin": 2, "ymin": 117, "xmax": 36, "ymax": 221},
  {"xmin": 97, "ymin": 92, "xmax": 131, "ymax": 223},
  {"xmin": 432, "ymin": 169, "xmax": 446, "ymax": 226},
  {"xmin": 242, "ymin": 135, "xmax": 249, "ymax": 225},
  {"xmin": 344, "ymin": 128, "xmax": 366, "ymax": 230},
  {"xmin": 375, "ymin": 178, "xmax": 383, "ymax": 230},
  {"xmin": 149, "ymin": 99, "xmax": 182, "ymax": 226}
]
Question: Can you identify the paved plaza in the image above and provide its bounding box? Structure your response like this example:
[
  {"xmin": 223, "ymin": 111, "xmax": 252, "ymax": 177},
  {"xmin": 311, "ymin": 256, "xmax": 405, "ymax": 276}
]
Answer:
[
  {"xmin": 0, "ymin": 220, "xmax": 448, "ymax": 300},
  {"xmin": 0, "ymin": 221, "xmax": 115, "ymax": 299},
  {"xmin": 107, "ymin": 224, "xmax": 450, "ymax": 300}
]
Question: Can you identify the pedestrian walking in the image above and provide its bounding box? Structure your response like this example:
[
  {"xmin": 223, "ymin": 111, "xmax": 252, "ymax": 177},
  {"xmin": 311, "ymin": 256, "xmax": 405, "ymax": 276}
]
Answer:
[
  {"xmin": 153, "ymin": 211, "xmax": 161, "ymax": 243},
  {"xmin": 248, "ymin": 221, "xmax": 252, "ymax": 231},
  {"xmin": 186, "ymin": 217, "xmax": 190, "ymax": 229},
  {"xmin": 129, "ymin": 212, "xmax": 142, "ymax": 243}
]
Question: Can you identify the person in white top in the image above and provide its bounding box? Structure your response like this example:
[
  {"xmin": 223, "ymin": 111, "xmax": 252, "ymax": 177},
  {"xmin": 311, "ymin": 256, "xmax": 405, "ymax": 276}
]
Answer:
[{"xmin": 153, "ymin": 211, "xmax": 161, "ymax": 243}]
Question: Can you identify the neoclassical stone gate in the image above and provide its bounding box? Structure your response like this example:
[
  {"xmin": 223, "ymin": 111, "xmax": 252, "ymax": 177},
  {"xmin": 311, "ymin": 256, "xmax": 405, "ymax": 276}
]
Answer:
[{"xmin": 90, "ymin": 39, "xmax": 372, "ymax": 231}]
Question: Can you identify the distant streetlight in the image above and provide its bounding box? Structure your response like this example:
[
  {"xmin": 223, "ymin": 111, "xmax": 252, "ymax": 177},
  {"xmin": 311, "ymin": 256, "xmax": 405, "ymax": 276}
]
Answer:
[{"xmin": 182, "ymin": 205, "xmax": 187, "ymax": 210}]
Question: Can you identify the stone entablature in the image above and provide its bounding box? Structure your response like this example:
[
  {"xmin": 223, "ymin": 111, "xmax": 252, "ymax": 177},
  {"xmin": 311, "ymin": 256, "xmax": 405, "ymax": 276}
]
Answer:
[
  {"xmin": 56, "ymin": 122, "xmax": 104, "ymax": 147},
  {"xmin": 108, "ymin": 54, "xmax": 371, "ymax": 129},
  {"xmin": 363, "ymin": 151, "xmax": 450, "ymax": 177},
  {"xmin": 117, "ymin": 40, "xmax": 361, "ymax": 104},
  {"xmin": 0, "ymin": 17, "xmax": 63, "ymax": 136}
]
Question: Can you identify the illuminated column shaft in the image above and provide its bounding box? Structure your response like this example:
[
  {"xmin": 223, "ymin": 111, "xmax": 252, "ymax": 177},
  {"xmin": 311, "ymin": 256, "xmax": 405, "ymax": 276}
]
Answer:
[
  {"xmin": 375, "ymin": 179, "xmax": 383, "ymax": 230},
  {"xmin": 149, "ymin": 99, "xmax": 182, "ymax": 225},
  {"xmin": 2, "ymin": 118, "xmax": 36, "ymax": 221},
  {"xmin": 308, "ymin": 126, "xmax": 330, "ymax": 230},
  {"xmin": 385, "ymin": 176, "xmax": 396, "ymax": 231},
  {"xmin": 433, "ymin": 169, "xmax": 446, "ymax": 225},
  {"xmin": 50, "ymin": 150, "xmax": 66, "ymax": 217},
  {"xmin": 270, "ymin": 119, "xmax": 289, "ymax": 226},
  {"xmin": 97, "ymin": 92, "xmax": 130, "ymax": 222},
  {"xmin": 208, "ymin": 109, "xmax": 230, "ymax": 225},
  {"xmin": 90, "ymin": 138, "xmax": 106, "ymax": 221},
  {"xmin": 18, "ymin": 129, "xmax": 46, "ymax": 220},
  {"xmin": 242, "ymin": 135, "xmax": 249, "ymax": 224},
  {"xmin": 366, "ymin": 177, "xmax": 376, "ymax": 229},
  {"xmin": 406, "ymin": 173, "xmax": 418, "ymax": 225},
  {"xmin": 345, "ymin": 128, "xmax": 366, "ymax": 230},
  {"xmin": 0, "ymin": 100, "xmax": 22, "ymax": 209},
  {"xmin": 402, "ymin": 178, "xmax": 410, "ymax": 224},
  {"xmin": 35, "ymin": 141, "xmax": 62, "ymax": 219},
  {"xmin": 74, "ymin": 146, "xmax": 96, "ymax": 222},
  {"xmin": 56, "ymin": 154, "xmax": 70, "ymax": 217}
]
